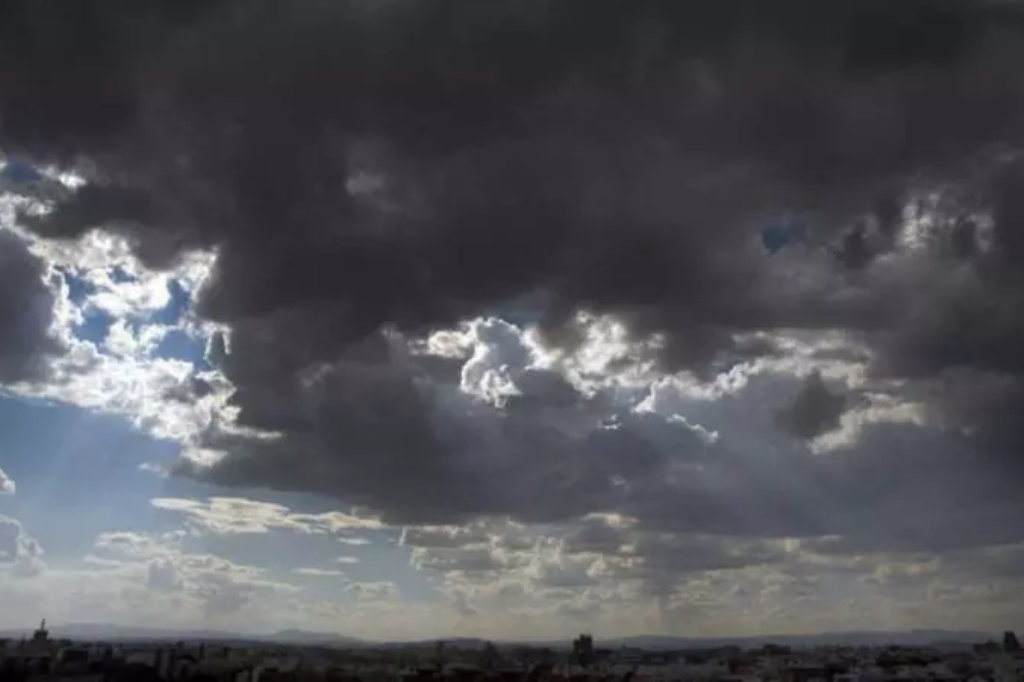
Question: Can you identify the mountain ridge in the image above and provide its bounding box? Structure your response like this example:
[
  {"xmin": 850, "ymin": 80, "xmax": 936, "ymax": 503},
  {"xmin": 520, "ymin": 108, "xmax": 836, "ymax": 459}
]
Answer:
[{"xmin": 0, "ymin": 624, "xmax": 996, "ymax": 649}]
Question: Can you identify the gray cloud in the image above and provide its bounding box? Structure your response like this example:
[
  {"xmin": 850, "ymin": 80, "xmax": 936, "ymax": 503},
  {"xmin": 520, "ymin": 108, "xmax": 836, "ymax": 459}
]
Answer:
[
  {"xmin": 413, "ymin": 546, "xmax": 507, "ymax": 575},
  {"xmin": 6, "ymin": 0, "xmax": 1024, "ymax": 562},
  {"xmin": 0, "ymin": 515, "xmax": 45, "ymax": 578},
  {"xmin": 775, "ymin": 371, "xmax": 849, "ymax": 440},
  {"xmin": 944, "ymin": 543, "xmax": 1024, "ymax": 580},
  {"xmin": 146, "ymin": 558, "xmax": 181, "ymax": 591},
  {"xmin": 628, "ymin": 417, "xmax": 1024, "ymax": 554},
  {"xmin": 0, "ymin": 467, "xmax": 14, "ymax": 495},
  {"xmin": 6, "ymin": 0, "xmax": 1024, "ymax": 370},
  {"xmin": 5, "ymin": 2, "xmax": 1024, "ymax": 375},
  {"xmin": 628, "ymin": 533, "xmax": 785, "ymax": 579},
  {"xmin": 181, "ymin": 320, "xmax": 713, "ymax": 526},
  {"xmin": 563, "ymin": 517, "xmax": 629, "ymax": 556},
  {"xmin": 0, "ymin": 231, "xmax": 62, "ymax": 383}
]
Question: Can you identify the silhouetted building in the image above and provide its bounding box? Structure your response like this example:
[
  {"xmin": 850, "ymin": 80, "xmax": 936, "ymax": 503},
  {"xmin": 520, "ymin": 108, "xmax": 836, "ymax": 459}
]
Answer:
[{"xmin": 30, "ymin": 619, "xmax": 48, "ymax": 644}]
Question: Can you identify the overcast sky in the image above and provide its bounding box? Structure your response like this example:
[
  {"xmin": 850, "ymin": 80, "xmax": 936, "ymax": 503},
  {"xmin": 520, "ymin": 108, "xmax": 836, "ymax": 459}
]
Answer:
[{"xmin": 3, "ymin": 0, "xmax": 1024, "ymax": 640}]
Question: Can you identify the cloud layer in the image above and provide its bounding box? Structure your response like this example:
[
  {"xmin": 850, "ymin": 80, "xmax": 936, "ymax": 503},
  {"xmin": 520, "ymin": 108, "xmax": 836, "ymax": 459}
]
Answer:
[
  {"xmin": 4, "ymin": 0, "xmax": 1024, "ymax": 635},
  {"xmin": 0, "ymin": 230, "xmax": 61, "ymax": 384}
]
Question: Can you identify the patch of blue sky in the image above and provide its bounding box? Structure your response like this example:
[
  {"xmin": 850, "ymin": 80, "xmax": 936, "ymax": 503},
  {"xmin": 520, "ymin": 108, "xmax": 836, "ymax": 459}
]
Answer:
[
  {"xmin": 73, "ymin": 311, "xmax": 115, "ymax": 346},
  {"xmin": 491, "ymin": 290, "xmax": 547, "ymax": 329},
  {"xmin": 758, "ymin": 210, "xmax": 814, "ymax": 255},
  {"xmin": 67, "ymin": 266, "xmax": 203, "ymax": 357},
  {"xmin": 761, "ymin": 221, "xmax": 809, "ymax": 254},
  {"xmin": 63, "ymin": 270, "xmax": 114, "ymax": 345},
  {"xmin": 64, "ymin": 271, "xmax": 95, "ymax": 303},
  {"xmin": 0, "ymin": 389, "xmax": 436, "ymax": 598},
  {"xmin": 0, "ymin": 157, "xmax": 70, "ymax": 202},
  {"xmin": 0, "ymin": 394, "xmax": 183, "ymax": 559},
  {"xmin": 0, "ymin": 159, "xmax": 43, "ymax": 185},
  {"xmin": 342, "ymin": 542, "xmax": 439, "ymax": 602},
  {"xmin": 155, "ymin": 329, "xmax": 208, "ymax": 366},
  {"xmin": 267, "ymin": 492, "xmax": 438, "ymax": 601},
  {"xmin": 191, "ymin": 527, "xmax": 363, "ymax": 577},
  {"xmin": 108, "ymin": 265, "xmax": 135, "ymax": 285}
]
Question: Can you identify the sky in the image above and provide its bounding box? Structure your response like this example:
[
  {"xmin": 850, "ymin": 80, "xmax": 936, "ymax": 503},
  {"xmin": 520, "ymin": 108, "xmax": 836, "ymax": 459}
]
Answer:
[{"xmin": 3, "ymin": 0, "xmax": 1024, "ymax": 642}]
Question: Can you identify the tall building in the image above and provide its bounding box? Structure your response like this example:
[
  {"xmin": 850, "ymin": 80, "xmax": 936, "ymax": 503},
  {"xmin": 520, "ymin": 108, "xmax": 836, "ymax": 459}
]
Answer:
[{"xmin": 31, "ymin": 620, "xmax": 49, "ymax": 644}]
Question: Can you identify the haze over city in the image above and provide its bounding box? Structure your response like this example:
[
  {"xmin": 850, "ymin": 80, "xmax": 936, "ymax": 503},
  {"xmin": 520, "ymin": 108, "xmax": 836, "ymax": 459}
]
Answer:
[{"xmin": 3, "ymin": 0, "xmax": 1024, "ymax": 646}]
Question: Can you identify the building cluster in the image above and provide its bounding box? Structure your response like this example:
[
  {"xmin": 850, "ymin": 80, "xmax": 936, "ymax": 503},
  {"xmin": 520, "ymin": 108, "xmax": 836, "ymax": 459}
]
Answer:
[{"xmin": 2, "ymin": 623, "xmax": 1023, "ymax": 682}]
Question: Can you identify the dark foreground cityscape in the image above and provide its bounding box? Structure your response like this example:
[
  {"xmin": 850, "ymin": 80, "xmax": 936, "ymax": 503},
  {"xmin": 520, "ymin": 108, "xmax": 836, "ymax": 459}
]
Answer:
[{"xmin": 2, "ymin": 621, "xmax": 1023, "ymax": 682}]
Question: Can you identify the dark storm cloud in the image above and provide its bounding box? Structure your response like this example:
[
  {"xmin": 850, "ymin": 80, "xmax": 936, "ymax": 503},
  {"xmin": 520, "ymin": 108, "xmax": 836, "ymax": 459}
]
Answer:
[
  {"xmin": 7, "ymin": 0, "xmax": 1024, "ymax": 535},
  {"xmin": 775, "ymin": 371, "xmax": 849, "ymax": 440},
  {"xmin": 0, "ymin": 232, "xmax": 62, "ymax": 384},
  {"xmin": 178, "ymin": 321, "xmax": 713, "ymax": 526},
  {"xmin": 623, "ymin": 370, "xmax": 1024, "ymax": 557},
  {"xmin": 6, "ymin": 0, "xmax": 1024, "ymax": 369},
  {"xmin": 626, "ymin": 418, "xmax": 1024, "ymax": 553}
]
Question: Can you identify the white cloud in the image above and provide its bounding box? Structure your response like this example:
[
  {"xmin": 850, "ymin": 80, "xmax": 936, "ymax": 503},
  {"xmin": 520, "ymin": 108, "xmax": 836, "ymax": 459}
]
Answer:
[
  {"xmin": 83, "ymin": 269, "xmax": 174, "ymax": 320},
  {"xmin": 0, "ymin": 515, "xmax": 22, "ymax": 561},
  {"xmin": 0, "ymin": 467, "xmax": 14, "ymax": 494},
  {"xmin": 151, "ymin": 496, "xmax": 381, "ymax": 536},
  {"xmin": 0, "ymin": 515, "xmax": 46, "ymax": 578},
  {"xmin": 16, "ymin": 341, "xmax": 220, "ymax": 444},
  {"xmin": 94, "ymin": 530, "xmax": 186, "ymax": 560},
  {"xmin": 103, "ymin": 319, "xmax": 171, "ymax": 359},
  {"xmin": 0, "ymin": 227, "xmax": 225, "ymax": 448},
  {"xmin": 346, "ymin": 581, "xmax": 399, "ymax": 602},
  {"xmin": 338, "ymin": 537, "xmax": 372, "ymax": 547},
  {"xmin": 401, "ymin": 526, "xmax": 491, "ymax": 549},
  {"xmin": 293, "ymin": 568, "xmax": 349, "ymax": 578},
  {"xmin": 137, "ymin": 461, "xmax": 169, "ymax": 478},
  {"xmin": 0, "ymin": 505, "xmax": 1019, "ymax": 640},
  {"xmin": 90, "ymin": 528, "xmax": 299, "ymax": 623}
]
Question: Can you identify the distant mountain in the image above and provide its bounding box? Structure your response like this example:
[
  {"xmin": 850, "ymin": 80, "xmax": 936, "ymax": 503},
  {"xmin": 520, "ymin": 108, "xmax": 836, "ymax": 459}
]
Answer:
[
  {"xmin": 272, "ymin": 629, "xmax": 364, "ymax": 646},
  {"xmin": 600, "ymin": 630, "xmax": 996, "ymax": 650},
  {"xmin": 0, "ymin": 623, "xmax": 363, "ymax": 646},
  {"xmin": 0, "ymin": 623, "xmax": 246, "ymax": 643},
  {"xmin": 377, "ymin": 638, "xmax": 490, "ymax": 650},
  {"xmin": 0, "ymin": 624, "xmax": 994, "ymax": 649}
]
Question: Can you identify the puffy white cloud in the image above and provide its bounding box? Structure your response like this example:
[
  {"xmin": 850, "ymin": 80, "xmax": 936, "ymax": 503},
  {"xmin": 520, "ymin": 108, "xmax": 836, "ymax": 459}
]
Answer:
[
  {"xmin": 0, "ymin": 515, "xmax": 46, "ymax": 578},
  {"xmin": 0, "ymin": 467, "xmax": 14, "ymax": 494},
  {"xmin": 0, "ymin": 515, "xmax": 22, "ymax": 560},
  {"xmin": 89, "ymin": 528, "xmax": 299, "ymax": 623}
]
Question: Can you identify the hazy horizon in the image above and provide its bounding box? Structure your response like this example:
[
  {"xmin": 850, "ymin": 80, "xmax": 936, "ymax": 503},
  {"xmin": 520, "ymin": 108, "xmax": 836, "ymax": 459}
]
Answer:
[{"xmin": 0, "ymin": 622, "xmax": 1001, "ymax": 647}]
